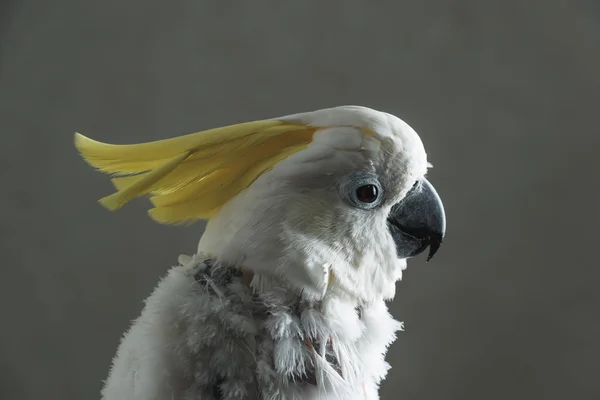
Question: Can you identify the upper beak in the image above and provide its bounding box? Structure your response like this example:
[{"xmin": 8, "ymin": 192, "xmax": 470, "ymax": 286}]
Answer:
[{"xmin": 387, "ymin": 179, "xmax": 446, "ymax": 261}]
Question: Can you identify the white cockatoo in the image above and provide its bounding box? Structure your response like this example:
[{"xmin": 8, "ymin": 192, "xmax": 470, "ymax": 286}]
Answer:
[{"xmin": 75, "ymin": 105, "xmax": 446, "ymax": 400}]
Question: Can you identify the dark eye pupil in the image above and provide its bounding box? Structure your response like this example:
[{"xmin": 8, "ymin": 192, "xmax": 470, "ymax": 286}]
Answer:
[{"xmin": 356, "ymin": 185, "xmax": 378, "ymax": 203}]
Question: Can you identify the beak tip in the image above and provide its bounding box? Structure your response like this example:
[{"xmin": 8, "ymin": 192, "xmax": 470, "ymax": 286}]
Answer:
[{"xmin": 425, "ymin": 233, "xmax": 444, "ymax": 262}]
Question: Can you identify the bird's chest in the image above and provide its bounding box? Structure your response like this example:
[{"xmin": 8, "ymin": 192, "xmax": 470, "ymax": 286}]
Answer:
[
  {"xmin": 186, "ymin": 261, "xmax": 400, "ymax": 400},
  {"xmin": 246, "ymin": 296, "xmax": 397, "ymax": 400}
]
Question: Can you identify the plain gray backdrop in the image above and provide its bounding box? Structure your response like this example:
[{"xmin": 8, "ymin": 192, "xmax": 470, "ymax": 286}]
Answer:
[{"xmin": 1, "ymin": 1, "xmax": 599, "ymax": 399}]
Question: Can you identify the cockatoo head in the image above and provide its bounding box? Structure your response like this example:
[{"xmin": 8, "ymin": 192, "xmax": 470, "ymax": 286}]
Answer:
[{"xmin": 75, "ymin": 106, "xmax": 445, "ymax": 303}]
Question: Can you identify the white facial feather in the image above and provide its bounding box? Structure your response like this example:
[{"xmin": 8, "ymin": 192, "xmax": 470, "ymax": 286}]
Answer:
[
  {"xmin": 99, "ymin": 106, "xmax": 429, "ymax": 399},
  {"xmin": 198, "ymin": 105, "xmax": 429, "ymax": 303}
]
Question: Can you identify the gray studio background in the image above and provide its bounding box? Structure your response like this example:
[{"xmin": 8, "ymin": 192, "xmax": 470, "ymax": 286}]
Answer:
[{"xmin": 1, "ymin": 1, "xmax": 599, "ymax": 399}]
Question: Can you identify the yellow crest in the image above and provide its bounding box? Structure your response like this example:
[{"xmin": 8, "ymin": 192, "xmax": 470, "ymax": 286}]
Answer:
[{"xmin": 75, "ymin": 119, "xmax": 316, "ymax": 224}]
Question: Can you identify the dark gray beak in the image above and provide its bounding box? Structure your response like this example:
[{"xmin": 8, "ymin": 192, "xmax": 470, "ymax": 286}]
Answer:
[{"xmin": 387, "ymin": 179, "xmax": 446, "ymax": 261}]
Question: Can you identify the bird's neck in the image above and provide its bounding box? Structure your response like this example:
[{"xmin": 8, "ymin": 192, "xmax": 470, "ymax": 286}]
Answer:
[{"xmin": 244, "ymin": 270, "xmax": 362, "ymax": 315}]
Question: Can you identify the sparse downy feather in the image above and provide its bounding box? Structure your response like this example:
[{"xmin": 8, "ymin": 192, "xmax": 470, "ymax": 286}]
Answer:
[{"xmin": 100, "ymin": 254, "xmax": 402, "ymax": 400}]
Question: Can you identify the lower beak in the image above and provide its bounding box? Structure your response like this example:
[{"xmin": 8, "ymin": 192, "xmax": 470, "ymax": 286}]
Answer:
[{"xmin": 387, "ymin": 179, "xmax": 446, "ymax": 261}]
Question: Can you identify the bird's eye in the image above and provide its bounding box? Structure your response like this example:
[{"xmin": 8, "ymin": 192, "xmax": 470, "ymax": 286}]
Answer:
[
  {"xmin": 340, "ymin": 173, "xmax": 384, "ymax": 210},
  {"xmin": 356, "ymin": 185, "xmax": 379, "ymax": 203}
]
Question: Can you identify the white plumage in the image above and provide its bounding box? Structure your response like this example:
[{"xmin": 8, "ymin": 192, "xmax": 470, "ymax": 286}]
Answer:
[
  {"xmin": 76, "ymin": 106, "xmax": 444, "ymax": 399},
  {"xmin": 102, "ymin": 254, "xmax": 402, "ymax": 399}
]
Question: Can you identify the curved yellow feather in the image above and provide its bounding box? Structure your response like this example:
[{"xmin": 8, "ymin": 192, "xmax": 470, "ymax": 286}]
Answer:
[
  {"xmin": 147, "ymin": 129, "xmax": 312, "ymax": 207},
  {"xmin": 146, "ymin": 135, "xmax": 312, "ymax": 224},
  {"xmin": 109, "ymin": 125, "xmax": 311, "ymax": 194},
  {"xmin": 74, "ymin": 120, "xmax": 282, "ymax": 173},
  {"xmin": 98, "ymin": 151, "xmax": 192, "ymax": 211},
  {"xmin": 148, "ymin": 145, "xmax": 306, "ymax": 224},
  {"xmin": 74, "ymin": 119, "xmax": 316, "ymax": 223}
]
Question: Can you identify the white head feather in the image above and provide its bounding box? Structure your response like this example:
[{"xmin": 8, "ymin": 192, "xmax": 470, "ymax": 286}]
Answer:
[{"xmin": 197, "ymin": 105, "xmax": 429, "ymax": 303}]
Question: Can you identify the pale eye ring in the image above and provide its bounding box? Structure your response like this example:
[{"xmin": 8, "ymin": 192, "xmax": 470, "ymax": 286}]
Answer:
[{"xmin": 340, "ymin": 173, "xmax": 385, "ymax": 210}]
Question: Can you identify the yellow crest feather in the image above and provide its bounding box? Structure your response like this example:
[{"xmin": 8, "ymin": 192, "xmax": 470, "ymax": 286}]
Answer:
[{"xmin": 74, "ymin": 120, "xmax": 316, "ymax": 224}]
